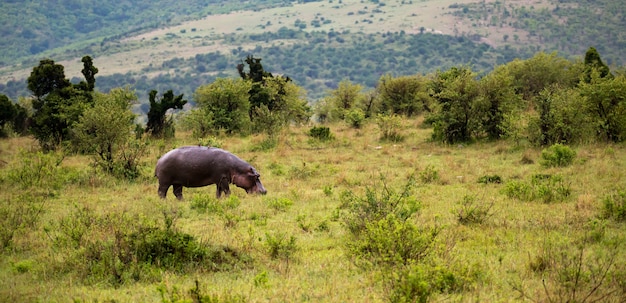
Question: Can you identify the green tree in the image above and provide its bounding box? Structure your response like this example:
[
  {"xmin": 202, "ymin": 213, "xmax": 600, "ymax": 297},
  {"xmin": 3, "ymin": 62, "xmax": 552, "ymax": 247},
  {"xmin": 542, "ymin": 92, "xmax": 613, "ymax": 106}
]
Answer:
[
  {"xmin": 27, "ymin": 58, "xmax": 97, "ymax": 150},
  {"xmin": 377, "ymin": 74, "xmax": 431, "ymax": 116},
  {"xmin": 579, "ymin": 72, "xmax": 626, "ymax": 143},
  {"xmin": 475, "ymin": 65, "xmax": 521, "ymax": 140},
  {"xmin": 0, "ymin": 94, "xmax": 17, "ymax": 136},
  {"xmin": 189, "ymin": 78, "xmax": 253, "ymax": 136},
  {"xmin": 583, "ymin": 47, "xmax": 612, "ymax": 83},
  {"xmin": 505, "ymin": 52, "xmax": 581, "ymax": 102},
  {"xmin": 428, "ymin": 66, "xmax": 480, "ymax": 144},
  {"xmin": 528, "ymin": 85, "xmax": 592, "ymax": 146},
  {"xmin": 145, "ymin": 89, "xmax": 187, "ymax": 138},
  {"xmin": 72, "ymin": 87, "xmax": 143, "ymax": 178}
]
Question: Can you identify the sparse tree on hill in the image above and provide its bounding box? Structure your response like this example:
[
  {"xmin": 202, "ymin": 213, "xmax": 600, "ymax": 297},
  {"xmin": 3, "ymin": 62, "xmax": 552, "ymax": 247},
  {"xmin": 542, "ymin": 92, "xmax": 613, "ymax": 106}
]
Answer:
[{"xmin": 145, "ymin": 89, "xmax": 187, "ymax": 138}]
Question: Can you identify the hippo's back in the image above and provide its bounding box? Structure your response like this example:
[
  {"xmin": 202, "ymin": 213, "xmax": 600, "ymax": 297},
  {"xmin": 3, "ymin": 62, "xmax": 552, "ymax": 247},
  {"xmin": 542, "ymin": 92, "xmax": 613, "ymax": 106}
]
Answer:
[{"xmin": 155, "ymin": 146, "xmax": 242, "ymax": 187}]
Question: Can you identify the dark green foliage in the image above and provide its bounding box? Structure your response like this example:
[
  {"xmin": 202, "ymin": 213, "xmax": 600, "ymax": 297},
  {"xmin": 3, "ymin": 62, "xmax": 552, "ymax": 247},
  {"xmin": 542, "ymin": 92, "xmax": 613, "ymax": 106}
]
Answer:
[
  {"xmin": 308, "ymin": 126, "xmax": 333, "ymax": 141},
  {"xmin": 0, "ymin": 94, "xmax": 16, "ymax": 136},
  {"xmin": 477, "ymin": 174, "xmax": 502, "ymax": 184},
  {"xmin": 578, "ymin": 73, "xmax": 626, "ymax": 143},
  {"xmin": 146, "ymin": 89, "xmax": 187, "ymax": 138},
  {"xmin": 428, "ymin": 66, "xmax": 480, "ymax": 144},
  {"xmin": 583, "ymin": 46, "xmax": 612, "ymax": 83},
  {"xmin": 602, "ymin": 190, "xmax": 626, "ymax": 222},
  {"xmin": 540, "ymin": 143, "xmax": 576, "ymax": 167},
  {"xmin": 27, "ymin": 58, "xmax": 98, "ymax": 150}
]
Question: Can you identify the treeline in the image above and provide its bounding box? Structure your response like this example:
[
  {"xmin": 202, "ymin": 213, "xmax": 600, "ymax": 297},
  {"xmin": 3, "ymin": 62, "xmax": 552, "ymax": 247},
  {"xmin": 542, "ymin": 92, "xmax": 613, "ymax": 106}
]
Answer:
[{"xmin": 0, "ymin": 30, "xmax": 531, "ymax": 105}]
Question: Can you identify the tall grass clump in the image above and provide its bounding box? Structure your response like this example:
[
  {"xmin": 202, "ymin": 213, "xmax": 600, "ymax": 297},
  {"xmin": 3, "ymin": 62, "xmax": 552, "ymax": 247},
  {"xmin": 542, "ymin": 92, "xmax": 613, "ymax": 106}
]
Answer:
[
  {"xmin": 455, "ymin": 194, "xmax": 495, "ymax": 225},
  {"xmin": 540, "ymin": 143, "xmax": 576, "ymax": 167},
  {"xmin": 601, "ymin": 190, "xmax": 626, "ymax": 222},
  {"xmin": 377, "ymin": 114, "xmax": 405, "ymax": 142},
  {"xmin": 0, "ymin": 193, "xmax": 47, "ymax": 249},
  {"xmin": 514, "ymin": 240, "xmax": 626, "ymax": 302}
]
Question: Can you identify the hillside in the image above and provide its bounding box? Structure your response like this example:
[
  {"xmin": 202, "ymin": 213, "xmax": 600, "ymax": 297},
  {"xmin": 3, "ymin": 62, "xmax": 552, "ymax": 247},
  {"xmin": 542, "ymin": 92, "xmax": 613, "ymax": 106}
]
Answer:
[{"xmin": 1, "ymin": 0, "xmax": 625, "ymax": 103}]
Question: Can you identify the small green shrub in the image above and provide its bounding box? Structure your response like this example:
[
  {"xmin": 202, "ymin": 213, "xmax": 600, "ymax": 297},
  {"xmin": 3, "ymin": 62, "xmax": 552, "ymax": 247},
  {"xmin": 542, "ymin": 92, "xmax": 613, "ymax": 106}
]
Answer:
[
  {"xmin": 197, "ymin": 136, "xmax": 223, "ymax": 148},
  {"xmin": 540, "ymin": 143, "xmax": 576, "ymax": 167},
  {"xmin": 308, "ymin": 126, "xmax": 333, "ymax": 141},
  {"xmin": 264, "ymin": 232, "xmax": 298, "ymax": 260},
  {"xmin": 190, "ymin": 194, "xmax": 223, "ymax": 214},
  {"xmin": 477, "ymin": 174, "xmax": 502, "ymax": 184},
  {"xmin": 289, "ymin": 162, "xmax": 319, "ymax": 180},
  {"xmin": 419, "ymin": 165, "xmax": 439, "ymax": 184},
  {"xmin": 340, "ymin": 174, "xmax": 420, "ymax": 236},
  {"xmin": 601, "ymin": 190, "xmax": 626, "ymax": 222},
  {"xmin": 377, "ymin": 114, "xmax": 405, "ymax": 142},
  {"xmin": 344, "ymin": 108, "xmax": 366, "ymax": 128},
  {"xmin": 266, "ymin": 197, "xmax": 294, "ymax": 212}
]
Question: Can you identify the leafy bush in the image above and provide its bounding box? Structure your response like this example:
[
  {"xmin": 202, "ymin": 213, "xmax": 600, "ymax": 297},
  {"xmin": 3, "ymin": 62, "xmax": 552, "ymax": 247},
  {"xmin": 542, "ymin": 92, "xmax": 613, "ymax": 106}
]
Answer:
[
  {"xmin": 377, "ymin": 114, "xmax": 404, "ymax": 142},
  {"xmin": 344, "ymin": 108, "xmax": 366, "ymax": 128},
  {"xmin": 308, "ymin": 126, "xmax": 333, "ymax": 141},
  {"xmin": 340, "ymin": 174, "xmax": 420, "ymax": 236},
  {"xmin": 601, "ymin": 190, "xmax": 626, "ymax": 222},
  {"xmin": 418, "ymin": 165, "xmax": 439, "ymax": 184},
  {"xmin": 266, "ymin": 197, "xmax": 293, "ymax": 212},
  {"xmin": 264, "ymin": 232, "xmax": 298, "ymax": 260},
  {"xmin": 504, "ymin": 174, "xmax": 571, "ymax": 203},
  {"xmin": 540, "ymin": 143, "xmax": 576, "ymax": 167}
]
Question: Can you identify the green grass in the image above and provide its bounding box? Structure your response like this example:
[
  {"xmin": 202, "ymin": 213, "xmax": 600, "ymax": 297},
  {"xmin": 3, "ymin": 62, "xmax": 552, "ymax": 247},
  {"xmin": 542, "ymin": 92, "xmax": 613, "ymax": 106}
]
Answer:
[{"xmin": 1, "ymin": 117, "xmax": 625, "ymax": 302}]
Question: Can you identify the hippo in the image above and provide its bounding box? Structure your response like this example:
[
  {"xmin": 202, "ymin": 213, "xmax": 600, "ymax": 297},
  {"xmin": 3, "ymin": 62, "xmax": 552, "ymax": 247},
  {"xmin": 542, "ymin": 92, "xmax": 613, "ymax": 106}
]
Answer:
[{"xmin": 155, "ymin": 146, "xmax": 267, "ymax": 199}]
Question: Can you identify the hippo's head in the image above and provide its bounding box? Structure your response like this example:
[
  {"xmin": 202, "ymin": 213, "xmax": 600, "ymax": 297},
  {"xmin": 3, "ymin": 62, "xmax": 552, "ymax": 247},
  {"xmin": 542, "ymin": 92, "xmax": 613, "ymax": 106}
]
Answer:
[{"xmin": 233, "ymin": 167, "xmax": 267, "ymax": 195}]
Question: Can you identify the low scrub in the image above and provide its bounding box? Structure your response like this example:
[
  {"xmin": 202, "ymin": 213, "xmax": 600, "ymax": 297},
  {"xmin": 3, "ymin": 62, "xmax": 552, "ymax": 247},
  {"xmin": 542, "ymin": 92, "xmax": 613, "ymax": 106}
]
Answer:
[
  {"xmin": 601, "ymin": 190, "xmax": 626, "ymax": 222},
  {"xmin": 49, "ymin": 206, "xmax": 250, "ymax": 286},
  {"xmin": 504, "ymin": 174, "xmax": 571, "ymax": 203}
]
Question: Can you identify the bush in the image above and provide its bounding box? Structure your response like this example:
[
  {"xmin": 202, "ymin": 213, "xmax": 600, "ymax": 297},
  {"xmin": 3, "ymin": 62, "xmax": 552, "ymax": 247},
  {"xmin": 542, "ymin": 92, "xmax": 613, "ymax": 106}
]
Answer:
[
  {"xmin": 418, "ymin": 165, "xmax": 439, "ymax": 184},
  {"xmin": 308, "ymin": 126, "xmax": 333, "ymax": 141},
  {"xmin": 504, "ymin": 174, "xmax": 571, "ymax": 203},
  {"xmin": 477, "ymin": 174, "xmax": 502, "ymax": 184},
  {"xmin": 264, "ymin": 232, "xmax": 297, "ymax": 260},
  {"xmin": 344, "ymin": 108, "xmax": 366, "ymax": 128},
  {"xmin": 540, "ymin": 143, "xmax": 576, "ymax": 167},
  {"xmin": 601, "ymin": 190, "xmax": 626, "ymax": 222},
  {"xmin": 0, "ymin": 193, "xmax": 47, "ymax": 249},
  {"xmin": 377, "ymin": 114, "xmax": 404, "ymax": 142}
]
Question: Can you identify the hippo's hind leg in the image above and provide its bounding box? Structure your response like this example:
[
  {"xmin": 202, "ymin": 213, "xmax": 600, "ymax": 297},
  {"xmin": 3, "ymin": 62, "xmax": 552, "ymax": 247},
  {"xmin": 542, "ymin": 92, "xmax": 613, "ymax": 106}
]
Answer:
[
  {"xmin": 173, "ymin": 184, "xmax": 184, "ymax": 200},
  {"xmin": 158, "ymin": 183, "xmax": 170, "ymax": 199}
]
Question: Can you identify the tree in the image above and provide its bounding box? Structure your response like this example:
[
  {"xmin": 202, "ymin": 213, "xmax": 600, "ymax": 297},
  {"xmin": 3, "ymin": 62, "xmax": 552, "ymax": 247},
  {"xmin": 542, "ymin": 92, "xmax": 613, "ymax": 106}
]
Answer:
[
  {"xmin": 377, "ymin": 74, "xmax": 432, "ymax": 116},
  {"xmin": 475, "ymin": 65, "xmax": 521, "ymax": 140},
  {"xmin": 27, "ymin": 58, "xmax": 98, "ymax": 150},
  {"xmin": 582, "ymin": 47, "xmax": 612, "ymax": 83},
  {"xmin": 189, "ymin": 78, "xmax": 253, "ymax": 136},
  {"xmin": 72, "ymin": 87, "xmax": 144, "ymax": 178},
  {"xmin": 579, "ymin": 72, "xmax": 626, "ymax": 143},
  {"xmin": 428, "ymin": 66, "xmax": 481, "ymax": 144},
  {"xmin": 145, "ymin": 89, "xmax": 187, "ymax": 138},
  {"xmin": 0, "ymin": 94, "xmax": 17, "ymax": 136}
]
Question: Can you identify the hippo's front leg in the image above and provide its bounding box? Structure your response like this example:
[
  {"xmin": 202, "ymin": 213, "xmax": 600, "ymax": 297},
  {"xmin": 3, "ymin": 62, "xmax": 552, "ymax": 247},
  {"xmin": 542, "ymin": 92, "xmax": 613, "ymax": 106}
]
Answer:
[
  {"xmin": 173, "ymin": 184, "xmax": 184, "ymax": 200},
  {"xmin": 217, "ymin": 178, "xmax": 231, "ymax": 198}
]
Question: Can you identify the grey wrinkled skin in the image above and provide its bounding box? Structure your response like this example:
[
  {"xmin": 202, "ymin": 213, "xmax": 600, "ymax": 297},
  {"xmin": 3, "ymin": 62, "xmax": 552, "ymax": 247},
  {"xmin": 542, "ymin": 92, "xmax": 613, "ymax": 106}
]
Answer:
[{"xmin": 155, "ymin": 146, "xmax": 267, "ymax": 200}]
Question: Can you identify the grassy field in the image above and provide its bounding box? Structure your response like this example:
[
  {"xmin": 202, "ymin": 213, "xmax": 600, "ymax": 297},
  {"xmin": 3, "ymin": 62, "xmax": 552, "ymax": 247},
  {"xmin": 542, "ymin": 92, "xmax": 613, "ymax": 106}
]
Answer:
[
  {"xmin": 0, "ymin": 0, "xmax": 539, "ymax": 83},
  {"xmin": 1, "ymin": 117, "xmax": 625, "ymax": 302}
]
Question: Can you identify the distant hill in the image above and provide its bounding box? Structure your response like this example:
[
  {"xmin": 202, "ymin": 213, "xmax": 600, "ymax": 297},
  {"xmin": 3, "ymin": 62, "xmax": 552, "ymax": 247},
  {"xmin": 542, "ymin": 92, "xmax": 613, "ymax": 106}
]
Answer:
[{"xmin": 1, "ymin": 0, "xmax": 624, "ymax": 104}]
